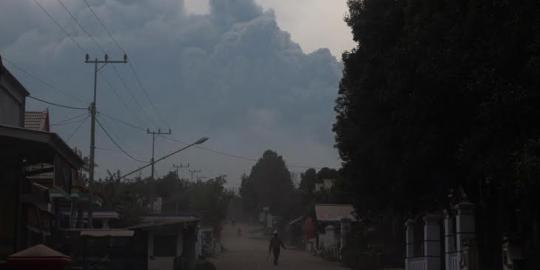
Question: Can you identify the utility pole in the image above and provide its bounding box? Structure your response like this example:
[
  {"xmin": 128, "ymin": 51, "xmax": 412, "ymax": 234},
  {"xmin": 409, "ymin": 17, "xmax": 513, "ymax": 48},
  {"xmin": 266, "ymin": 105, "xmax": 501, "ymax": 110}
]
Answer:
[
  {"xmin": 147, "ymin": 128, "xmax": 172, "ymax": 179},
  {"xmin": 172, "ymin": 162, "xmax": 190, "ymax": 177},
  {"xmin": 188, "ymin": 169, "xmax": 201, "ymax": 181},
  {"xmin": 85, "ymin": 54, "xmax": 127, "ymax": 184}
]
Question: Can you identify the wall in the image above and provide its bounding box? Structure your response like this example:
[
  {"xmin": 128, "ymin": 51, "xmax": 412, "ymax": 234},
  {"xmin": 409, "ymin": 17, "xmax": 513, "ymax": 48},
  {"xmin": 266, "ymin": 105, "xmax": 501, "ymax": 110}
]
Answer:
[{"xmin": 0, "ymin": 68, "xmax": 26, "ymax": 127}]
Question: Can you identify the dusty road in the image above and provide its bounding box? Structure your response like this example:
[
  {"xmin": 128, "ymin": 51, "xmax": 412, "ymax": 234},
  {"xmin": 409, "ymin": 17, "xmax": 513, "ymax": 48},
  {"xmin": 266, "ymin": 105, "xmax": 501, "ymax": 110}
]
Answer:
[{"xmin": 210, "ymin": 224, "xmax": 348, "ymax": 270}]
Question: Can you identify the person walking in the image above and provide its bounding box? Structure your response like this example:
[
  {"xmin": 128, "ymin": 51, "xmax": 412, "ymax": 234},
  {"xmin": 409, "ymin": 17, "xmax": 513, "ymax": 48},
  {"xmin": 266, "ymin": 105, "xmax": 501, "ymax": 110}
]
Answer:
[{"xmin": 268, "ymin": 230, "xmax": 286, "ymax": 265}]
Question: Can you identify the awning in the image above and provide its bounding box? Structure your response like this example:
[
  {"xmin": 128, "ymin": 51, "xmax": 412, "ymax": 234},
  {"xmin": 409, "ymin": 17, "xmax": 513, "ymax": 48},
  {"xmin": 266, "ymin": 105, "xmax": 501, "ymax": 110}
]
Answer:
[
  {"xmin": 49, "ymin": 186, "xmax": 70, "ymax": 199},
  {"xmin": 0, "ymin": 124, "xmax": 83, "ymax": 168},
  {"xmin": 80, "ymin": 229, "xmax": 134, "ymax": 237},
  {"xmin": 130, "ymin": 216, "xmax": 199, "ymax": 230}
]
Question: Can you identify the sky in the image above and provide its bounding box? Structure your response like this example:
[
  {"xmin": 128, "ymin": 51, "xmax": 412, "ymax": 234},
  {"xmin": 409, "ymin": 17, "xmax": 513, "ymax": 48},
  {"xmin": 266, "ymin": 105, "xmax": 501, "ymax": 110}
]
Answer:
[{"xmin": 0, "ymin": 0, "xmax": 354, "ymax": 189}]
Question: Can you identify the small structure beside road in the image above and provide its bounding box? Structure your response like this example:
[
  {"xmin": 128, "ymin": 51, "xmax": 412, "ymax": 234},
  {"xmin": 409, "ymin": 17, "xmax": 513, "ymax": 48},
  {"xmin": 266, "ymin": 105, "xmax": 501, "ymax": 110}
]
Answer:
[
  {"xmin": 314, "ymin": 204, "xmax": 356, "ymax": 260},
  {"xmin": 130, "ymin": 215, "xmax": 200, "ymax": 270}
]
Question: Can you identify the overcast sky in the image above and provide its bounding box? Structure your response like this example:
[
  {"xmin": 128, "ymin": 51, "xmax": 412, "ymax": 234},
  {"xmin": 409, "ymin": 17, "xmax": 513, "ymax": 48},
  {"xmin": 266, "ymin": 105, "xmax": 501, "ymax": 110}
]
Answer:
[{"xmin": 0, "ymin": 0, "xmax": 354, "ymax": 189}]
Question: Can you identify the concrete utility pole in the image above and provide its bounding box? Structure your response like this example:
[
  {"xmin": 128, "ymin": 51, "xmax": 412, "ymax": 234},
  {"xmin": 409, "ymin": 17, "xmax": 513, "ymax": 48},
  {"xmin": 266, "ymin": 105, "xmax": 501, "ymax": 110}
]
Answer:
[
  {"xmin": 173, "ymin": 162, "xmax": 190, "ymax": 177},
  {"xmin": 85, "ymin": 54, "xmax": 127, "ymax": 184},
  {"xmin": 147, "ymin": 128, "xmax": 172, "ymax": 179}
]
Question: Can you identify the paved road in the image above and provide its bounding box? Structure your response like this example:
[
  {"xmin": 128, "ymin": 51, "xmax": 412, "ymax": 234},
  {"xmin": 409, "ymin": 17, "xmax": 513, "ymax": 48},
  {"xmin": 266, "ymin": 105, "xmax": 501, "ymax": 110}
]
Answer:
[{"xmin": 210, "ymin": 224, "xmax": 348, "ymax": 270}]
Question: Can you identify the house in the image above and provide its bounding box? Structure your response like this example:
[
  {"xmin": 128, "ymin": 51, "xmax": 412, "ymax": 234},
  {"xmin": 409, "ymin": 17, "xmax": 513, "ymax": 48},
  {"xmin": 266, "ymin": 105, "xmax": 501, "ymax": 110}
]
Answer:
[
  {"xmin": 24, "ymin": 110, "xmax": 50, "ymax": 132},
  {"xmin": 314, "ymin": 204, "xmax": 356, "ymax": 259},
  {"xmin": 0, "ymin": 55, "xmax": 27, "ymax": 127},
  {"xmin": 0, "ymin": 55, "xmax": 87, "ymax": 261},
  {"xmin": 129, "ymin": 215, "xmax": 200, "ymax": 270},
  {"xmin": 315, "ymin": 178, "xmax": 336, "ymax": 192}
]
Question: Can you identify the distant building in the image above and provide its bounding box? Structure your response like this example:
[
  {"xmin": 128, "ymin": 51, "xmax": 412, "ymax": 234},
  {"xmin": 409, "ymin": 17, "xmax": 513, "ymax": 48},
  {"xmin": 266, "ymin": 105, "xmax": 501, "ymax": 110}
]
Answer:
[
  {"xmin": 129, "ymin": 215, "xmax": 200, "ymax": 270},
  {"xmin": 314, "ymin": 178, "xmax": 336, "ymax": 192},
  {"xmin": 314, "ymin": 204, "xmax": 356, "ymax": 259},
  {"xmin": 24, "ymin": 110, "xmax": 50, "ymax": 132}
]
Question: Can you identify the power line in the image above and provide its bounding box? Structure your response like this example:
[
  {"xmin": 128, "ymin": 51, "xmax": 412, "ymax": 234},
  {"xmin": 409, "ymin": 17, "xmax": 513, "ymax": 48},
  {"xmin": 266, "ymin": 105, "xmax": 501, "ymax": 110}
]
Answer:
[
  {"xmin": 127, "ymin": 63, "xmax": 171, "ymax": 129},
  {"xmin": 109, "ymin": 65, "xmax": 160, "ymax": 128},
  {"xmin": 100, "ymin": 74, "xmax": 149, "ymax": 127},
  {"xmin": 94, "ymin": 115, "xmax": 326, "ymax": 169},
  {"xmin": 159, "ymin": 135, "xmax": 324, "ymax": 169},
  {"xmin": 28, "ymin": 95, "xmax": 88, "ymax": 110},
  {"xmin": 80, "ymin": 0, "xmax": 169, "ymax": 129},
  {"xmin": 95, "ymin": 118, "xmax": 146, "ymax": 163},
  {"xmin": 1, "ymin": 55, "xmax": 86, "ymax": 104},
  {"xmin": 81, "ymin": 0, "xmax": 125, "ymax": 54},
  {"xmin": 99, "ymin": 111, "xmax": 146, "ymax": 132},
  {"xmin": 32, "ymin": 0, "xmax": 86, "ymax": 53},
  {"xmin": 56, "ymin": 0, "xmax": 108, "ymax": 55},
  {"xmin": 51, "ymin": 112, "xmax": 89, "ymax": 126},
  {"xmin": 53, "ymin": 0, "xmax": 160, "ymax": 129},
  {"xmin": 66, "ymin": 115, "xmax": 90, "ymax": 141}
]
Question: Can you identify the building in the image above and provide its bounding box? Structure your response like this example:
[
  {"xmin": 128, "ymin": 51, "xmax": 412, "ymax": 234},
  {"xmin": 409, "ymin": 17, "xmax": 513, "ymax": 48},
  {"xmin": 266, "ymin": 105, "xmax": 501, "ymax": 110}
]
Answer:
[
  {"xmin": 129, "ymin": 215, "xmax": 200, "ymax": 270},
  {"xmin": 314, "ymin": 204, "xmax": 356, "ymax": 259},
  {"xmin": 314, "ymin": 178, "xmax": 336, "ymax": 192},
  {"xmin": 0, "ymin": 55, "xmax": 88, "ymax": 261},
  {"xmin": 24, "ymin": 110, "xmax": 50, "ymax": 132},
  {"xmin": 0, "ymin": 56, "xmax": 27, "ymax": 127}
]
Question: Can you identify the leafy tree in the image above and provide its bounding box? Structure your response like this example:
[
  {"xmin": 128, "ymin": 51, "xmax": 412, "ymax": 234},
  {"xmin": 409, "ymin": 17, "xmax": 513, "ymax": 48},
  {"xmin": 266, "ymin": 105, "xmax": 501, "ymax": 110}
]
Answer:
[
  {"xmin": 186, "ymin": 176, "xmax": 233, "ymax": 227},
  {"xmin": 239, "ymin": 174, "xmax": 257, "ymax": 216},
  {"xmin": 335, "ymin": 0, "xmax": 540, "ymax": 268},
  {"xmin": 299, "ymin": 168, "xmax": 317, "ymax": 194},
  {"xmin": 240, "ymin": 150, "xmax": 296, "ymax": 218}
]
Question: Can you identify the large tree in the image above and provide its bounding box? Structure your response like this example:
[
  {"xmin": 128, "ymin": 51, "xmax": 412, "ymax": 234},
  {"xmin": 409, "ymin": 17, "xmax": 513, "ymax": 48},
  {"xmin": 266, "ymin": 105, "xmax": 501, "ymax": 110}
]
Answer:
[
  {"xmin": 240, "ymin": 150, "xmax": 296, "ymax": 217},
  {"xmin": 335, "ymin": 0, "xmax": 540, "ymax": 268}
]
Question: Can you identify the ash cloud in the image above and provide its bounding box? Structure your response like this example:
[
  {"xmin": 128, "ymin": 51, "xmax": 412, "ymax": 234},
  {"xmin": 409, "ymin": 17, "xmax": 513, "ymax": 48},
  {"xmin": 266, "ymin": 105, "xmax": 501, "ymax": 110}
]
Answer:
[{"xmin": 0, "ymin": 0, "xmax": 341, "ymax": 184}]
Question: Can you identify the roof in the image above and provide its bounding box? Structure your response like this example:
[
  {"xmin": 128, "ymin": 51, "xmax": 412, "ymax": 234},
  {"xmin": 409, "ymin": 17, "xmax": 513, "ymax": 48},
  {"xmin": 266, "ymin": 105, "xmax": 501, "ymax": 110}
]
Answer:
[
  {"xmin": 24, "ymin": 111, "xmax": 50, "ymax": 131},
  {"xmin": 80, "ymin": 229, "xmax": 134, "ymax": 237},
  {"xmin": 0, "ymin": 55, "xmax": 30, "ymax": 98},
  {"xmin": 0, "ymin": 124, "xmax": 83, "ymax": 168},
  {"xmin": 315, "ymin": 204, "xmax": 356, "ymax": 222},
  {"xmin": 8, "ymin": 244, "xmax": 69, "ymax": 258},
  {"xmin": 130, "ymin": 215, "xmax": 199, "ymax": 230}
]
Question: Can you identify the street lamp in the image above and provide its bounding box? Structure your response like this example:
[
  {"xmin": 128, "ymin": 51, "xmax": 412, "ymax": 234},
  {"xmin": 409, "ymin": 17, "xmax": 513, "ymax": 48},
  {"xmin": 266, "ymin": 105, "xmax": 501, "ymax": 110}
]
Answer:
[{"xmin": 119, "ymin": 137, "xmax": 209, "ymax": 180}]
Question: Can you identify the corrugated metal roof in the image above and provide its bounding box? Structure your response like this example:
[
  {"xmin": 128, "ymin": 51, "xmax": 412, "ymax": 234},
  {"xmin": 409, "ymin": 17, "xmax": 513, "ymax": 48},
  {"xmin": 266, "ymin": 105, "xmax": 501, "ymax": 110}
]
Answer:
[{"xmin": 315, "ymin": 204, "xmax": 356, "ymax": 222}]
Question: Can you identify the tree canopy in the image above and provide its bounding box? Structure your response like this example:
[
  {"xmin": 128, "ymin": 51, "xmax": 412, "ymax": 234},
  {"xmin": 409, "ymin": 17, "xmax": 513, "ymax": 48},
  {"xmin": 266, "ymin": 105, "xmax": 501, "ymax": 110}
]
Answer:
[
  {"xmin": 240, "ymin": 150, "xmax": 296, "ymax": 217},
  {"xmin": 334, "ymin": 0, "xmax": 540, "ymax": 268}
]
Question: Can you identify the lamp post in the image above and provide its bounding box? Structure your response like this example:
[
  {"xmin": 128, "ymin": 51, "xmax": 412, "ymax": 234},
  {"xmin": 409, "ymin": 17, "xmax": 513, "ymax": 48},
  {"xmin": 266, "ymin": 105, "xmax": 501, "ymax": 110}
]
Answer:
[{"xmin": 119, "ymin": 137, "xmax": 208, "ymax": 180}]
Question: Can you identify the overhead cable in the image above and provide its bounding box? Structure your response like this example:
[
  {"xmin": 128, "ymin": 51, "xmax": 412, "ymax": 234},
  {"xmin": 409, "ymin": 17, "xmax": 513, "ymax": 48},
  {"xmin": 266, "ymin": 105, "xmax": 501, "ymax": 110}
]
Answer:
[
  {"xmin": 81, "ymin": 0, "xmax": 169, "ymax": 129},
  {"xmin": 32, "ymin": 0, "xmax": 86, "ymax": 52},
  {"xmin": 66, "ymin": 115, "xmax": 90, "ymax": 141},
  {"xmin": 95, "ymin": 118, "xmax": 146, "ymax": 163},
  {"xmin": 28, "ymin": 95, "xmax": 88, "ymax": 110}
]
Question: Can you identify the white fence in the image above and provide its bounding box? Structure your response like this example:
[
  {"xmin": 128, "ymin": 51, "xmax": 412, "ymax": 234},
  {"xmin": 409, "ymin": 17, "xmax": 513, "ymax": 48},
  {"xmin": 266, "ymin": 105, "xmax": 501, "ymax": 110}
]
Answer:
[{"xmin": 447, "ymin": 253, "xmax": 459, "ymax": 270}]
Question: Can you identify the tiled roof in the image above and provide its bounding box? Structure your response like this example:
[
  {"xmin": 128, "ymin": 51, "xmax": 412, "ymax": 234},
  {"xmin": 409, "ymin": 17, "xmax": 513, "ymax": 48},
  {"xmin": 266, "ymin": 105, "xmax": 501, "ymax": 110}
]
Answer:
[{"xmin": 24, "ymin": 110, "xmax": 49, "ymax": 131}]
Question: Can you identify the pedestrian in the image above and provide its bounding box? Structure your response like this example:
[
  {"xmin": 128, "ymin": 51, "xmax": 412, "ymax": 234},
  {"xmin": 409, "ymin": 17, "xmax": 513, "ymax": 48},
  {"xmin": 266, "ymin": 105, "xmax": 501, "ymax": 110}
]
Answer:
[{"xmin": 268, "ymin": 230, "xmax": 286, "ymax": 265}]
